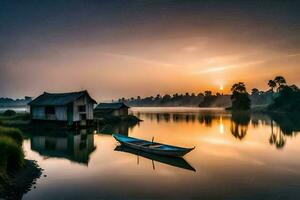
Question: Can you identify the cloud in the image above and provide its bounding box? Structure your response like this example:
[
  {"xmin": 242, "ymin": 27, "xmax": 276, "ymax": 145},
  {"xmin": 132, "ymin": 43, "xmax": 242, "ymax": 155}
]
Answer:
[
  {"xmin": 192, "ymin": 52, "xmax": 300, "ymax": 74},
  {"xmin": 99, "ymin": 52, "xmax": 175, "ymax": 68}
]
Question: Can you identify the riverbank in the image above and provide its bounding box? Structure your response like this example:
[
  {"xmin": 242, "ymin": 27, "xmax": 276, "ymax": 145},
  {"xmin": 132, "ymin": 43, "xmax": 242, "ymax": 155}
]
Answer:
[
  {"xmin": 0, "ymin": 122, "xmax": 42, "ymax": 199},
  {"xmin": 0, "ymin": 160, "xmax": 42, "ymax": 200}
]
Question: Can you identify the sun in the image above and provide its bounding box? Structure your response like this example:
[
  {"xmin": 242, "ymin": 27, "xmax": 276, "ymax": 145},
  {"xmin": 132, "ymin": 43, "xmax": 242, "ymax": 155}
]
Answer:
[{"xmin": 219, "ymin": 85, "xmax": 224, "ymax": 91}]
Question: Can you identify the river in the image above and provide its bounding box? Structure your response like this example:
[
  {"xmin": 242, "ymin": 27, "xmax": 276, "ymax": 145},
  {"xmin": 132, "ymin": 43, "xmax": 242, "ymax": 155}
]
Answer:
[{"xmin": 22, "ymin": 107, "xmax": 300, "ymax": 199}]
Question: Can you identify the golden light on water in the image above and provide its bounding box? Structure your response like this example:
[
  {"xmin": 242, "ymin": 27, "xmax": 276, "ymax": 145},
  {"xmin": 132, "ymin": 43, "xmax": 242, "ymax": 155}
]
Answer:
[{"xmin": 219, "ymin": 116, "xmax": 224, "ymax": 134}]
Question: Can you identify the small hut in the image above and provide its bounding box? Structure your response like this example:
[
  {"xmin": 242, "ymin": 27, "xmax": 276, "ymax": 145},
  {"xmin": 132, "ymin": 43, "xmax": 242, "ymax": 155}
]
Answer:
[
  {"xmin": 94, "ymin": 102, "xmax": 129, "ymax": 117},
  {"xmin": 28, "ymin": 90, "xmax": 97, "ymax": 125}
]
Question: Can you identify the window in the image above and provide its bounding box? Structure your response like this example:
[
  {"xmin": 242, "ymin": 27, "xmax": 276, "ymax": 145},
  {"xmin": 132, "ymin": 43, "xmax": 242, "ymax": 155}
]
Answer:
[
  {"xmin": 78, "ymin": 105, "xmax": 86, "ymax": 112},
  {"xmin": 45, "ymin": 106, "xmax": 55, "ymax": 114}
]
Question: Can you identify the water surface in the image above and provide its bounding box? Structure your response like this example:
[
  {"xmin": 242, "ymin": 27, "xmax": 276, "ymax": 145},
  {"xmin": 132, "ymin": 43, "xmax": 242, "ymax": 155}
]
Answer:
[{"xmin": 23, "ymin": 107, "xmax": 300, "ymax": 199}]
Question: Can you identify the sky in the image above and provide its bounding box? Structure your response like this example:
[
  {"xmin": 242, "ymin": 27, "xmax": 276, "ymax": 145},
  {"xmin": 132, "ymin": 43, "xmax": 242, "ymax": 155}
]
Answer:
[{"xmin": 0, "ymin": 0, "xmax": 299, "ymax": 101}]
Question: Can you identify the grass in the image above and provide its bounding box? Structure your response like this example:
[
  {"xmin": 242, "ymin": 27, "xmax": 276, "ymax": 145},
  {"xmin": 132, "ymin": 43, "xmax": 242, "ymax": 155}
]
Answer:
[
  {"xmin": 0, "ymin": 136, "xmax": 24, "ymax": 171},
  {"xmin": 0, "ymin": 126, "xmax": 24, "ymax": 172},
  {"xmin": 0, "ymin": 115, "xmax": 40, "ymax": 198},
  {"xmin": 0, "ymin": 126, "xmax": 23, "ymax": 145},
  {"xmin": 0, "ymin": 113, "xmax": 30, "ymax": 126}
]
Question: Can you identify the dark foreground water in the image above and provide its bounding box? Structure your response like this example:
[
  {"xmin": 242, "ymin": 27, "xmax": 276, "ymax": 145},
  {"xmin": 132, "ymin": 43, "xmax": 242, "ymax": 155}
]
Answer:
[{"xmin": 22, "ymin": 107, "xmax": 300, "ymax": 200}]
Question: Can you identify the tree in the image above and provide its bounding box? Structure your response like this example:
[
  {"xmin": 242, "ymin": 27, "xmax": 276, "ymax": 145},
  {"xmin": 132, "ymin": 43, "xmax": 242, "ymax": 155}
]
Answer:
[
  {"xmin": 231, "ymin": 82, "xmax": 246, "ymax": 93},
  {"xmin": 173, "ymin": 93, "xmax": 179, "ymax": 98},
  {"xmin": 274, "ymin": 76, "xmax": 286, "ymax": 92},
  {"xmin": 274, "ymin": 76, "xmax": 286, "ymax": 86},
  {"xmin": 290, "ymin": 84, "xmax": 300, "ymax": 91},
  {"xmin": 162, "ymin": 94, "xmax": 171, "ymax": 101},
  {"xmin": 268, "ymin": 80, "xmax": 276, "ymax": 92},
  {"xmin": 251, "ymin": 88, "xmax": 259, "ymax": 96},
  {"xmin": 230, "ymin": 82, "xmax": 251, "ymax": 110},
  {"xmin": 259, "ymin": 91, "xmax": 265, "ymax": 95},
  {"xmin": 204, "ymin": 90, "xmax": 212, "ymax": 96}
]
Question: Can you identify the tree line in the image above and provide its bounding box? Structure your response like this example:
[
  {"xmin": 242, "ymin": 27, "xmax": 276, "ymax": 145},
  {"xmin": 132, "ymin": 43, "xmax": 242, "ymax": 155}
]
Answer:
[
  {"xmin": 117, "ymin": 75, "xmax": 299, "ymax": 110},
  {"xmin": 230, "ymin": 76, "xmax": 300, "ymax": 111},
  {"xmin": 117, "ymin": 92, "xmax": 231, "ymax": 107}
]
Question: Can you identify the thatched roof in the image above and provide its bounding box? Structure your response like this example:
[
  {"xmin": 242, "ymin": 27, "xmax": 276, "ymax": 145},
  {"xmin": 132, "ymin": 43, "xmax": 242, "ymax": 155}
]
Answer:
[
  {"xmin": 95, "ymin": 102, "xmax": 129, "ymax": 110},
  {"xmin": 28, "ymin": 90, "xmax": 97, "ymax": 106}
]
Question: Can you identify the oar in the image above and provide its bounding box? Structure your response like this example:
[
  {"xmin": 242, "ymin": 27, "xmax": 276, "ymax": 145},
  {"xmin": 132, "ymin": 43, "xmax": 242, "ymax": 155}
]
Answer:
[{"xmin": 152, "ymin": 160, "xmax": 155, "ymax": 170}]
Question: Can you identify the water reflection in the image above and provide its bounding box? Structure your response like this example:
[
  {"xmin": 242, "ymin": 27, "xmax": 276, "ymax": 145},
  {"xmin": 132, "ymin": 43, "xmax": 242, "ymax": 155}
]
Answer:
[
  {"xmin": 268, "ymin": 113, "xmax": 300, "ymax": 149},
  {"xmin": 136, "ymin": 111, "xmax": 300, "ymax": 149},
  {"xmin": 30, "ymin": 129, "xmax": 96, "ymax": 165},
  {"xmin": 114, "ymin": 145, "xmax": 196, "ymax": 172},
  {"xmin": 96, "ymin": 122, "xmax": 138, "ymax": 136},
  {"xmin": 230, "ymin": 112, "xmax": 251, "ymax": 140},
  {"xmin": 141, "ymin": 111, "xmax": 226, "ymax": 126}
]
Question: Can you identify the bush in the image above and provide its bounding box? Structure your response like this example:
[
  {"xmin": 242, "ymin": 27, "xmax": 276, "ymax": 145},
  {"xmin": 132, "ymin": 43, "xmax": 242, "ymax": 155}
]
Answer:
[
  {"xmin": 0, "ymin": 126, "xmax": 23, "ymax": 145},
  {"xmin": 13, "ymin": 113, "xmax": 30, "ymax": 121},
  {"xmin": 2, "ymin": 110, "xmax": 16, "ymax": 117},
  {"xmin": 0, "ymin": 136, "xmax": 24, "ymax": 171}
]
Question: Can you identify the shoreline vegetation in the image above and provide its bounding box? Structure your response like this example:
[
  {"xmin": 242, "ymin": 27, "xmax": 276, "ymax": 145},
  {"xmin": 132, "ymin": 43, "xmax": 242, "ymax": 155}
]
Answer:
[{"xmin": 0, "ymin": 119, "xmax": 42, "ymax": 199}]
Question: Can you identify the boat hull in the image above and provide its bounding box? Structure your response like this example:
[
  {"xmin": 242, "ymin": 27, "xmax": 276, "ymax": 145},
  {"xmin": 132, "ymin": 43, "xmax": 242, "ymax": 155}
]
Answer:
[{"xmin": 113, "ymin": 134, "xmax": 194, "ymax": 157}]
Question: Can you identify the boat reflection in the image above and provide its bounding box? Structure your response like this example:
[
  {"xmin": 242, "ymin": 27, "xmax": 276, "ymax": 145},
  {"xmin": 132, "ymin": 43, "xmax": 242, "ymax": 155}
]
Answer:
[
  {"xmin": 30, "ymin": 129, "xmax": 96, "ymax": 165},
  {"xmin": 114, "ymin": 145, "xmax": 196, "ymax": 172}
]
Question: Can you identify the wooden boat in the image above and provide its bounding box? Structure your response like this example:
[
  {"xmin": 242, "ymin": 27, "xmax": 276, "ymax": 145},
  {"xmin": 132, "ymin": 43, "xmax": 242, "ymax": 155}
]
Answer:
[
  {"xmin": 112, "ymin": 134, "xmax": 195, "ymax": 157},
  {"xmin": 114, "ymin": 145, "xmax": 196, "ymax": 171}
]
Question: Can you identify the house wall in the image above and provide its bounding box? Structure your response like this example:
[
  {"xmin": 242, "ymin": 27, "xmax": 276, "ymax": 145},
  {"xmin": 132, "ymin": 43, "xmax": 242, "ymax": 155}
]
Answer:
[
  {"xmin": 30, "ymin": 94, "xmax": 95, "ymax": 123},
  {"xmin": 31, "ymin": 106, "xmax": 45, "ymax": 120},
  {"xmin": 55, "ymin": 106, "xmax": 68, "ymax": 121},
  {"xmin": 73, "ymin": 95, "xmax": 94, "ymax": 122},
  {"xmin": 94, "ymin": 107, "xmax": 128, "ymax": 117},
  {"xmin": 31, "ymin": 106, "xmax": 68, "ymax": 121},
  {"xmin": 111, "ymin": 107, "xmax": 128, "ymax": 116}
]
